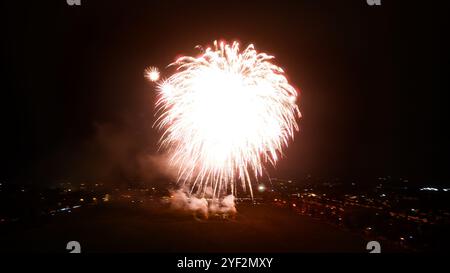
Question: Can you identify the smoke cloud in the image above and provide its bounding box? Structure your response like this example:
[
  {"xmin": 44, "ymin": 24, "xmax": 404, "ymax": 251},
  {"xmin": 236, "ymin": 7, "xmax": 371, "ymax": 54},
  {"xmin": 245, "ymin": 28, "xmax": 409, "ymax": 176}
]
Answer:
[{"xmin": 169, "ymin": 189, "xmax": 237, "ymax": 219}]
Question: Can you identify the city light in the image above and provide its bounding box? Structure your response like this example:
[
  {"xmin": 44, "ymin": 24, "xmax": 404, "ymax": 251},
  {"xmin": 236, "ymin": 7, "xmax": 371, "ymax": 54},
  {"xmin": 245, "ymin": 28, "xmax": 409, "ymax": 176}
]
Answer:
[
  {"xmin": 420, "ymin": 187, "xmax": 439, "ymax": 192},
  {"xmin": 258, "ymin": 184, "xmax": 266, "ymax": 192}
]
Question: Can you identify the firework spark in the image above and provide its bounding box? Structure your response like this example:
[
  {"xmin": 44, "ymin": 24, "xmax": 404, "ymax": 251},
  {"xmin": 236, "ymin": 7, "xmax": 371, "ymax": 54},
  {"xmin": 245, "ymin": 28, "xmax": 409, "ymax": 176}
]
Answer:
[
  {"xmin": 151, "ymin": 41, "xmax": 300, "ymax": 199},
  {"xmin": 145, "ymin": 66, "xmax": 160, "ymax": 82}
]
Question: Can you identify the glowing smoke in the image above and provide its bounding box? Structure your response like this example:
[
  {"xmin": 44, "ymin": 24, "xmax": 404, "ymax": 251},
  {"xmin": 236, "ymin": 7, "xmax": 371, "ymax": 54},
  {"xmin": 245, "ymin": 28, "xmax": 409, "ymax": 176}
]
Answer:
[{"xmin": 169, "ymin": 189, "xmax": 236, "ymax": 219}]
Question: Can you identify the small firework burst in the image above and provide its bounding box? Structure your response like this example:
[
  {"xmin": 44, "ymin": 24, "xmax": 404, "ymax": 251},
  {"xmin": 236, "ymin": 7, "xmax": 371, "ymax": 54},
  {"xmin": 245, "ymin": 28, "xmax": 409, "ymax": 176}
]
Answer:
[{"xmin": 145, "ymin": 66, "xmax": 160, "ymax": 82}]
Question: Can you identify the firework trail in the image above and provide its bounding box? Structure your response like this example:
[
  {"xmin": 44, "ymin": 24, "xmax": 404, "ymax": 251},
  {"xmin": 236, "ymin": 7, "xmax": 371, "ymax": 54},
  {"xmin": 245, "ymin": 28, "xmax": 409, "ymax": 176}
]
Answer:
[{"xmin": 148, "ymin": 41, "xmax": 300, "ymax": 199}]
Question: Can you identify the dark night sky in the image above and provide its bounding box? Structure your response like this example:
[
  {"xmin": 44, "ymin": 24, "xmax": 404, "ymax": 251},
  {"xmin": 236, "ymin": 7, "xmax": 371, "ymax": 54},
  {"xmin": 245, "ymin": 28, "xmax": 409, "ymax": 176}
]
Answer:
[{"xmin": 1, "ymin": 0, "xmax": 449, "ymax": 186}]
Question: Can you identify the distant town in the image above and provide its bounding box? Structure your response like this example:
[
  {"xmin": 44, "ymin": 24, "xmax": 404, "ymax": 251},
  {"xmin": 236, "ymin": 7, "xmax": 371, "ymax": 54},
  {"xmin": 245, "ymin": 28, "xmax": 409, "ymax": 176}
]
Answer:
[{"xmin": 1, "ymin": 175, "xmax": 449, "ymax": 252}]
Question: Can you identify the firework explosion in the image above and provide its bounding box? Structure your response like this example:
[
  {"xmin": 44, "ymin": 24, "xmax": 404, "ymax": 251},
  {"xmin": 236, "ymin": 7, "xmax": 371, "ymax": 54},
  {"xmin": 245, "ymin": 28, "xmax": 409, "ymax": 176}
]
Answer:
[
  {"xmin": 149, "ymin": 41, "xmax": 300, "ymax": 199},
  {"xmin": 145, "ymin": 66, "xmax": 160, "ymax": 82}
]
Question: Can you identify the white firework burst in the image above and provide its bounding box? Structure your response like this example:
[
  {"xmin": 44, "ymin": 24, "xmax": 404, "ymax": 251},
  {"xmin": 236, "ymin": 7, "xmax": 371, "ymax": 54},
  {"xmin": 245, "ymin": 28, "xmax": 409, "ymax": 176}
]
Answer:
[{"xmin": 154, "ymin": 41, "xmax": 301, "ymax": 199}]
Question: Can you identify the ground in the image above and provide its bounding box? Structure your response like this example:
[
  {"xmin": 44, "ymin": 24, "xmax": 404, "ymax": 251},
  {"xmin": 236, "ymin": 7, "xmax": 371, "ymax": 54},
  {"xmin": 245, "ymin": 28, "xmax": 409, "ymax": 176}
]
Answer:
[{"xmin": 1, "ymin": 202, "xmax": 368, "ymax": 253}]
